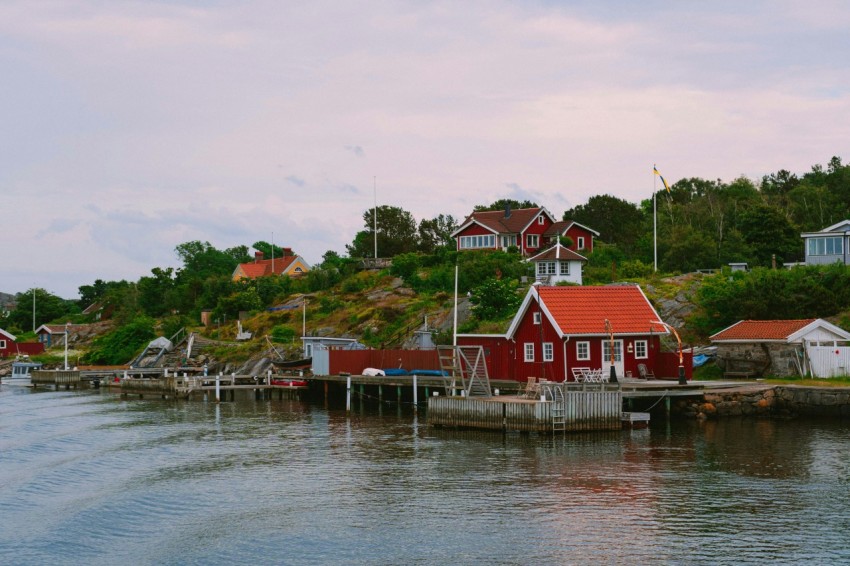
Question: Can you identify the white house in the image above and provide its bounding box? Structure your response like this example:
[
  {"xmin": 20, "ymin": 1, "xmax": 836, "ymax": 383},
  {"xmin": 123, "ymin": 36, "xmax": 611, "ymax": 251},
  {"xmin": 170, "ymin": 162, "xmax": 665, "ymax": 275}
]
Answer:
[
  {"xmin": 527, "ymin": 243, "xmax": 587, "ymax": 285},
  {"xmin": 801, "ymin": 220, "xmax": 850, "ymax": 266}
]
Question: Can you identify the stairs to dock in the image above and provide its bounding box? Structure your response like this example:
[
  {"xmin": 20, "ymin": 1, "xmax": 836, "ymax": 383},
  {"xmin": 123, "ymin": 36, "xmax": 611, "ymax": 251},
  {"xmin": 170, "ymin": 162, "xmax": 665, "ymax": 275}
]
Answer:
[{"xmin": 437, "ymin": 345, "xmax": 492, "ymax": 398}]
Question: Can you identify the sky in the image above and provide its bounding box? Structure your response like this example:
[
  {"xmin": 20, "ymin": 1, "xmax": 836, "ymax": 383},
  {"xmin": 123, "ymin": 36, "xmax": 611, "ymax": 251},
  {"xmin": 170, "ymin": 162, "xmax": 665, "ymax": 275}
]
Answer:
[{"xmin": 2, "ymin": 1, "xmax": 849, "ymax": 299}]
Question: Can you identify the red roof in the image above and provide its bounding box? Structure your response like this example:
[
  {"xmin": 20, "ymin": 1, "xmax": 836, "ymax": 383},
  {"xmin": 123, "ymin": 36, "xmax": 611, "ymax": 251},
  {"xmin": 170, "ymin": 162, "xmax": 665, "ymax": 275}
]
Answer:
[
  {"xmin": 236, "ymin": 255, "xmax": 298, "ymax": 278},
  {"xmin": 528, "ymin": 244, "xmax": 586, "ymax": 262},
  {"xmin": 461, "ymin": 207, "xmax": 544, "ymax": 234},
  {"xmin": 536, "ymin": 285, "xmax": 663, "ymax": 336},
  {"xmin": 710, "ymin": 319, "xmax": 817, "ymax": 341}
]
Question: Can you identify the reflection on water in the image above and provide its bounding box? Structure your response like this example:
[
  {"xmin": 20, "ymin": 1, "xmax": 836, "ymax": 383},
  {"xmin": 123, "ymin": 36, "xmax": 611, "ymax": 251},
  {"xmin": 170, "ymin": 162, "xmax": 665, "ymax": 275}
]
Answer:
[{"xmin": 1, "ymin": 385, "xmax": 849, "ymax": 565}]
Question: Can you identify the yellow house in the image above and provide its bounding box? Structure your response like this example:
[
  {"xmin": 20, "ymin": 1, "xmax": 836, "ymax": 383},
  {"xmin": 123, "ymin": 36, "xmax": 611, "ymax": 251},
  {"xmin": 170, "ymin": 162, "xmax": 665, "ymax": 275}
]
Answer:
[{"xmin": 232, "ymin": 250, "xmax": 311, "ymax": 281}]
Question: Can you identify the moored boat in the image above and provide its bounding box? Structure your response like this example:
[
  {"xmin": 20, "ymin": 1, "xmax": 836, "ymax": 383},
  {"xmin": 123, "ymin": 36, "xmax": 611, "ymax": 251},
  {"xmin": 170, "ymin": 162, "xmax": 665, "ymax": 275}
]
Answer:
[{"xmin": 3, "ymin": 360, "xmax": 43, "ymax": 384}]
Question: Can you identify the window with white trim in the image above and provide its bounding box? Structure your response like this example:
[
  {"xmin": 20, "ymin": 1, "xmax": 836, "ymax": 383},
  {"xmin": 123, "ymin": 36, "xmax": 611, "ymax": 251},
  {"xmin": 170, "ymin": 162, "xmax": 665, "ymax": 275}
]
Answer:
[
  {"xmin": 538, "ymin": 216, "xmax": 545, "ymax": 225},
  {"xmin": 526, "ymin": 234, "xmax": 539, "ymax": 248},
  {"xmin": 559, "ymin": 261, "xmax": 570, "ymax": 275},
  {"xmin": 543, "ymin": 342, "xmax": 554, "ymax": 361},
  {"xmin": 533, "ymin": 312, "xmax": 541, "ymax": 325},
  {"xmin": 0, "ymin": 340, "xmax": 6, "ymax": 349},
  {"xmin": 459, "ymin": 234, "xmax": 496, "ymax": 249},
  {"xmin": 577, "ymin": 236, "xmax": 585, "ymax": 250},
  {"xmin": 603, "ymin": 341, "xmax": 623, "ymax": 363},
  {"xmin": 634, "ymin": 340, "xmax": 648, "ymax": 359},
  {"xmin": 807, "ymin": 236, "xmax": 844, "ymax": 256},
  {"xmin": 537, "ymin": 261, "xmax": 556, "ymax": 275},
  {"xmin": 524, "ymin": 343, "xmax": 535, "ymax": 362},
  {"xmin": 576, "ymin": 341, "xmax": 590, "ymax": 361}
]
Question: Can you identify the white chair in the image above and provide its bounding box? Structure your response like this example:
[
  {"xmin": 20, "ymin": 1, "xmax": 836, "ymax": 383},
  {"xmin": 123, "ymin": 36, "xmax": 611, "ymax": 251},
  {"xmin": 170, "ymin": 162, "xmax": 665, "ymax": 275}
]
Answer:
[{"xmin": 571, "ymin": 367, "xmax": 588, "ymax": 382}]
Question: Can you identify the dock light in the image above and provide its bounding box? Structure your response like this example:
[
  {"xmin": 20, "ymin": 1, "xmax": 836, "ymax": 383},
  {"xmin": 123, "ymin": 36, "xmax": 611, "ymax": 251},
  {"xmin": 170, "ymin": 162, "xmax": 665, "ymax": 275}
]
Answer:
[{"xmin": 652, "ymin": 320, "xmax": 687, "ymax": 385}]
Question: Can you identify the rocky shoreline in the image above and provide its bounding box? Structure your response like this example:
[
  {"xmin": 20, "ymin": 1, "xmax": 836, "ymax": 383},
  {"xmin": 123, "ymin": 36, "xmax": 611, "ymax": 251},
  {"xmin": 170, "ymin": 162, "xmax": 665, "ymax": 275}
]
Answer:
[{"xmin": 675, "ymin": 384, "xmax": 850, "ymax": 419}]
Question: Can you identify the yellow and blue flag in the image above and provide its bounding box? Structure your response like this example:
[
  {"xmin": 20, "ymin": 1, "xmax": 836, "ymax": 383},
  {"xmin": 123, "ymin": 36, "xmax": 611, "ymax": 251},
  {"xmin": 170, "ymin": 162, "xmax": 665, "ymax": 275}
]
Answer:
[{"xmin": 653, "ymin": 166, "xmax": 671, "ymax": 193}]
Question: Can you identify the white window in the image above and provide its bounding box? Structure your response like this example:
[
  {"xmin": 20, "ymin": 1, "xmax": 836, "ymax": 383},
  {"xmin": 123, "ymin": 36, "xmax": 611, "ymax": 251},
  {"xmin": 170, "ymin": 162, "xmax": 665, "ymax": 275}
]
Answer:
[
  {"xmin": 577, "ymin": 236, "xmax": 585, "ymax": 249},
  {"xmin": 538, "ymin": 216, "xmax": 545, "ymax": 225},
  {"xmin": 603, "ymin": 341, "xmax": 622, "ymax": 363},
  {"xmin": 543, "ymin": 342, "xmax": 554, "ymax": 362},
  {"xmin": 0, "ymin": 340, "xmax": 5, "ymax": 349},
  {"xmin": 807, "ymin": 236, "xmax": 844, "ymax": 256},
  {"xmin": 634, "ymin": 340, "xmax": 648, "ymax": 359},
  {"xmin": 559, "ymin": 262, "xmax": 570, "ymax": 275},
  {"xmin": 524, "ymin": 343, "xmax": 535, "ymax": 362},
  {"xmin": 576, "ymin": 341, "xmax": 590, "ymax": 361},
  {"xmin": 460, "ymin": 235, "xmax": 496, "ymax": 249},
  {"xmin": 533, "ymin": 312, "xmax": 541, "ymax": 325},
  {"xmin": 537, "ymin": 262, "xmax": 556, "ymax": 275},
  {"xmin": 526, "ymin": 234, "xmax": 539, "ymax": 248}
]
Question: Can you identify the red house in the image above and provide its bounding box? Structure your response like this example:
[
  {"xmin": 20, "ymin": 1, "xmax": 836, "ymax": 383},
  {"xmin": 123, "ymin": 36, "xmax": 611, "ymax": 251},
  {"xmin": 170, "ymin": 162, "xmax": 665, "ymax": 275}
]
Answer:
[
  {"xmin": 0, "ymin": 328, "xmax": 45, "ymax": 358},
  {"xmin": 457, "ymin": 284, "xmax": 691, "ymax": 383},
  {"xmin": 451, "ymin": 205, "xmax": 598, "ymax": 256}
]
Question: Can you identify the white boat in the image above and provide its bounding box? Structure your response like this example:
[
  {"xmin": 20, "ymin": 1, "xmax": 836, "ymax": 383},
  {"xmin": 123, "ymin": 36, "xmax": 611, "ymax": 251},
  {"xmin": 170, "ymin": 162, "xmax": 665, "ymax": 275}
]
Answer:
[{"xmin": 3, "ymin": 360, "xmax": 43, "ymax": 384}]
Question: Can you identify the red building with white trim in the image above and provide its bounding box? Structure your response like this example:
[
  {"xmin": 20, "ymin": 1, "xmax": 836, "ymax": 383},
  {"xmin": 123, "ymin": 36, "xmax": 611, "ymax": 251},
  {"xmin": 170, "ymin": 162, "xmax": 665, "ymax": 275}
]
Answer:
[{"xmin": 457, "ymin": 284, "xmax": 691, "ymax": 383}]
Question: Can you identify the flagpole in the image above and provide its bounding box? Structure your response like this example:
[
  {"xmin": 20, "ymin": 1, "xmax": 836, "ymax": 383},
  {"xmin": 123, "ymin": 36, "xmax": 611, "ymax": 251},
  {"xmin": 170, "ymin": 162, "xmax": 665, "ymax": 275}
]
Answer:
[{"xmin": 653, "ymin": 165, "xmax": 657, "ymax": 272}]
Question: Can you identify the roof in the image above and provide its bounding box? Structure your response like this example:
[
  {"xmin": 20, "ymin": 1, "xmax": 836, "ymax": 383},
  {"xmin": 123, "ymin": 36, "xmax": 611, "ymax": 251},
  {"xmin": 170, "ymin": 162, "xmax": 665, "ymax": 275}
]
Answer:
[
  {"xmin": 235, "ymin": 255, "xmax": 302, "ymax": 278},
  {"xmin": 0, "ymin": 328, "xmax": 16, "ymax": 341},
  {"xmin": 544, "ymin": 220, "xmax": 600, "ymax": 237},
  {"xmin": 451, "ymin": 207, "xmax": 551, "ymax": 237},
  {"xmin": 35, "ymin": 324, "xmax": 76, "ymax": 334},
  {"xmin": 504, "ymin": 284, "xmax": 666, "ymax": 338},
  {"xmin": 527, "ymin": 244, "xmax": 587, "ymax": 262},
  {"xmin": 709, "ymin": 319, "xmax": 846, "ymax": 342},
  {"xmin": 801, "ymin": 219, "xmax": 850, "ymax": 237}
]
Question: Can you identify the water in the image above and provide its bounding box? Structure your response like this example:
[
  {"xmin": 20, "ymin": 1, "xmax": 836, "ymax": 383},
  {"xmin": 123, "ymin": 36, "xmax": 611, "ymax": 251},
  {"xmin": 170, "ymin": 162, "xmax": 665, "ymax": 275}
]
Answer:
[{"xmin": 1, "ymin": 385, "xmax": 849, "ymax": 565}]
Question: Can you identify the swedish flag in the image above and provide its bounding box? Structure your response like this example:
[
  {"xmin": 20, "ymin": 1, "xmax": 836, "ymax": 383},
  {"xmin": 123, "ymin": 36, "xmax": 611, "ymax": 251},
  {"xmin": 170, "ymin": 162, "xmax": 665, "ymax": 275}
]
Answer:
[{"xmin": 653, "ymin": 166, "xmax": 671, "ymax": 193}]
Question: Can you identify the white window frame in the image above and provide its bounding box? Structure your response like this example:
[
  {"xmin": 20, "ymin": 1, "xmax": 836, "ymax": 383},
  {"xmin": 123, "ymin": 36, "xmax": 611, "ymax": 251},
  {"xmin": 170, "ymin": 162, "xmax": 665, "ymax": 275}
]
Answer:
[
  {"xmin": 537, "ymin": 261, "xmax": 556, "ymax": 276},
  {"xmin": 807, "ymin": 236, "xmax": 843, "ymax": 256},
  {"xmin": 543, "ymin": 342, "xmax": 554, "ymax": 362},
  {"xmin": 577, "ymin": 236, "xmax": 585, "ymax": 250},
  {"xmin": 538, "ymin": 216, "xmax": 545, "ymax": 225},
  {"xmin": 559, "ymin": 261, "xmax": 570, "ymax": 275},
  {"xmin": 526, "ymin": 234, "xmax": 539, "ymax": 248},
  {"xmin": 460, "ymin": 234, "xmax": 496, "ymax": 250},
  {"xmin": 576, "ymin": 341, "xmax": 590, "ymax": 361},
  {"xmin": 634, "ymin": 340, "xmax": 648, "ymax": 359},
  {"xmin": 533, "ymin": 312, "xmax": 541, "ymax": 325},
  {"xmin": 524, "ymin": 343, "xmax": 535, "ymax": 362},
  {"xmin": 603, "ymin": 341, "xmax": 623, "ymax": 363},
  {"xmin": 0, "ymin": 340, "xmax": 6, "ymax": 349}
]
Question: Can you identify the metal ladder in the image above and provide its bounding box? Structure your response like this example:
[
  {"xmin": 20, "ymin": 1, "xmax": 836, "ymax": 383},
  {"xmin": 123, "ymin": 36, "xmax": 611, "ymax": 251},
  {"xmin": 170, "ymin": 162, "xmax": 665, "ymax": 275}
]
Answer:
[{"xmin": 550, "ymin": 385, "xmax": 566, "ymax": 432}]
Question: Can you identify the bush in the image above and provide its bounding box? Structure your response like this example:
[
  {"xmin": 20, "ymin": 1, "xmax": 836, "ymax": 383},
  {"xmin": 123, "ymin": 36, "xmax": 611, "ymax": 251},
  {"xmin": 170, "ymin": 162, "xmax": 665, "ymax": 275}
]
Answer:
[{"xmin": 84, "ymin": 317, "xmax": 156, "ymax": 365}]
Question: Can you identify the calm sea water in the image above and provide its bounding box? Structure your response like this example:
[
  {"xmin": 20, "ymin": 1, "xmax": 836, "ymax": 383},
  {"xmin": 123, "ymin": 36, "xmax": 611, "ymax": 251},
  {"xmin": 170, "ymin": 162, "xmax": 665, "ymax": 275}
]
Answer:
[{"xmin": 1, "ymin": 384, "xmax": 849, "ymax": 565}]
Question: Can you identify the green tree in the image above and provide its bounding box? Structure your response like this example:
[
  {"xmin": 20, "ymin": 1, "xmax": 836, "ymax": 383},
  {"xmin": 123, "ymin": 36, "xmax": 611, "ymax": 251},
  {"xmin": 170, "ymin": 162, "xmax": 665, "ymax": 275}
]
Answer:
[
  {"xmin": 469, "ymin": 278, "xmax": 522, "ymax": 320},
  {"xmin": 418, "ymin": 214, "xmax": 458, "ymax": 253},
  {"xmin": 8, "ymin": 289, "xmax": 73, "ymax": 331},
  {"xmin": 737, "ymin": 204, "xmax": 801, "ymax": 266},
  {"xmin": 346, "ymin": 205, "xmax": 419, "ymax": 258},
  {"xmin": 473, "ymin": 198, "xmax": 538, "ymax": 212},
  {"xmin": 565, "ymin": 195, "xmax": 645, "ymax": 255}
]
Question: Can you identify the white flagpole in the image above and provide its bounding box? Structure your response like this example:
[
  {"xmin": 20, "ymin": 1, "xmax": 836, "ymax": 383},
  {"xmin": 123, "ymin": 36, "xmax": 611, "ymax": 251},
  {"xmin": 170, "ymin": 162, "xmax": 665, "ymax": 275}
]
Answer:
[
  {"xmin": 373, "ymin": 176, "xmax": 378, "ymax": 259},
  {"xmin": 653, "ymin": 165, "xmax": 658, "ymax": 272}
]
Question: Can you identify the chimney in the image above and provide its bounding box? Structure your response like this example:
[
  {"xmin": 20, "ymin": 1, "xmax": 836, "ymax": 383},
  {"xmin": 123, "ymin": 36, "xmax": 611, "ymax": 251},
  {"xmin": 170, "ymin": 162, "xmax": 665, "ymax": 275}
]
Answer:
[
  {"xmin": 282, "ymin": 247, "xmax": 293, "ymax": 256},
  {"xmin": 254, "ymin": 251, "xmax": 264, "ymax": 262},
  {"xmin": 504, "ymin": 203, "xmax": 511, "ymax": 218}
]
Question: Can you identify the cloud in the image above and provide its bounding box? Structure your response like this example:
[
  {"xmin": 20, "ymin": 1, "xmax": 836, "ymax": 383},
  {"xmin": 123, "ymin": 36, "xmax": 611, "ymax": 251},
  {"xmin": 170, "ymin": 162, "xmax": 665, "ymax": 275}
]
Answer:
[
  {"xmin": 285, "ymin": 175, "xmax": 305, "ymax": 187},
  {"xmin": 344, "ymin": 145, "xmax": 365, "ymax": 158}
]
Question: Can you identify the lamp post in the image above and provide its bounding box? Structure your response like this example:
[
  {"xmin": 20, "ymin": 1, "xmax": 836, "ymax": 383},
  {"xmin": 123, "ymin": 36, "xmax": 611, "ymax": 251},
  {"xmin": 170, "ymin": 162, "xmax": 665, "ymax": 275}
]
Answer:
[
  {"xmin": 604, "ymin": 319, "xmax": 618, "ymax": 384},
  {"xmin": 653, "ymin": 320, "xmax": 687, "ymax": 385},
  {"xmin": 64, "ymin": 321, "xmax": 70, "ymax": 370}
]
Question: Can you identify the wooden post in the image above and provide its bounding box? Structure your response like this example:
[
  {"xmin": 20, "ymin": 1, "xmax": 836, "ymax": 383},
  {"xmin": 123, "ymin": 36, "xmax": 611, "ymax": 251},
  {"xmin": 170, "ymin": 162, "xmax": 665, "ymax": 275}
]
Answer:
[
  {"xmin": 215, "ymin": 373, "xmax": 221, "ymax": 403},
  {"xmin": 413, "ymin": 374, "xmax": 418, "ymax": 408},
  {"xmin": 346, "ymin": 375, "xmax": 352, "ymax": 412}
]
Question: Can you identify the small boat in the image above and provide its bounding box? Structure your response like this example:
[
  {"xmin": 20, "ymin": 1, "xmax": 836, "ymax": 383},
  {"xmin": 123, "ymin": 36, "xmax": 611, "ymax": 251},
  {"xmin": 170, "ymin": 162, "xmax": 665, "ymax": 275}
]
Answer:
[
  {"xmin": 271, "ymin": 378, "xmax": 308, "ymax": 388},
  {"xmin": 4, "ymin": 360, "xmax": 43, "ymax": 384}
]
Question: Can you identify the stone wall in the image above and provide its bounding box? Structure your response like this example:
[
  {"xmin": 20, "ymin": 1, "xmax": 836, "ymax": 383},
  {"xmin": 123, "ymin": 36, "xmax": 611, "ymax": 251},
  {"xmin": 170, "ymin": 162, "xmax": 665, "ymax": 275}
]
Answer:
[
  {"xmin": 675, "ymin": 385, "xmax": 850, "ymax": 419},
  {"xmin": 715, "ymin": 342, "xmax": 801, "ymax": 377}
]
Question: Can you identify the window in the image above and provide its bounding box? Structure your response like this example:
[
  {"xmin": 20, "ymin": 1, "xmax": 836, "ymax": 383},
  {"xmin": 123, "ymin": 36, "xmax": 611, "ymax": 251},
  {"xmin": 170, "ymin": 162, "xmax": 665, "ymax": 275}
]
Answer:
[
  {"xmin": 460, "ymin": 234, "xmax": 495, "ymax": 249},
  {"xmin": 543, "ymin": 342, "xmax": 554, "ymax": 362},
  {"xmin": 603, "ymin": 341, "xmax": 622, "ymax": 363},
  {"xmin": 634, "ymin": 340, "xmax": 648, "ymax": 359},
  {"xmin": 538, "ymin": 216, "xmax": 545, "ymax": 225},
  {"xmin": 524, "ymin": 343, "xmax": 535, "ymax": 362},
  {"xmin": 537, "ymin": 261, "xmax": 556, "ymax": 275},
  {"xmin": 533, "ymin": 312, "xmax": 541, "ymax": 324},
  {"xmin": 559, "ymin": 262, "xmax": 570, "ymax": 275},
  {"xmin": 526, "ymin": 234, "xmax": 539, "ymax": 248},
  {"xmin": 576, "ymin": 341, "xmax": 590, "ymax": 361},
  {"xmin": 0, "ymin": 340, "xmax": 5, "ymax": 349},
  {"xmin": 577, "ymin": 236, "xmax": 585, "ymax": 250},
  {"xmin": 807, "ymin": 236, "xmax": 844, "ymax": 256}
]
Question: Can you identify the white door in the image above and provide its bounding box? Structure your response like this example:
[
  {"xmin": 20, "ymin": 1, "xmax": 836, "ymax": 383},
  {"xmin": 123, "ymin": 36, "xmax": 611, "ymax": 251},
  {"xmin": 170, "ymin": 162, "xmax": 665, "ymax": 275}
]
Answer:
[{"xmin": 602, "ymin": 340, "xmax": 624, "ymax": 379}]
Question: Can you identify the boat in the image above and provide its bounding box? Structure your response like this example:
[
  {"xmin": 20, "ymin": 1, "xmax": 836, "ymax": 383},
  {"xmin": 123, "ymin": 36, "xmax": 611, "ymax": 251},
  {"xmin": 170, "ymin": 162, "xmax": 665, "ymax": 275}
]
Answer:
[
  {"xmin": 4, "ymin": 360, "xmax": 43, "ymax": 384},
  {"xmin": 270, "ymin": 378, "xmax": 308, "ymax": 388}
]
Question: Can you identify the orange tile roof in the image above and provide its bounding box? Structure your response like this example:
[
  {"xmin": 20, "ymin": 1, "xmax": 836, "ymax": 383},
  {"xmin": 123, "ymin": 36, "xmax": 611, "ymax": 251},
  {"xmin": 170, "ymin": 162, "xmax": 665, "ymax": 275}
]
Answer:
[
  {"xmin": 537, "ymin": 285, "xmax": 662, "ymax": 336},
  {"xmin": 710, "ymin": 319, "xmax": 816, "ymax": 341},
  {"xmin": 237, "ymin": 255, "xmax": 298, "ymax": 279}
]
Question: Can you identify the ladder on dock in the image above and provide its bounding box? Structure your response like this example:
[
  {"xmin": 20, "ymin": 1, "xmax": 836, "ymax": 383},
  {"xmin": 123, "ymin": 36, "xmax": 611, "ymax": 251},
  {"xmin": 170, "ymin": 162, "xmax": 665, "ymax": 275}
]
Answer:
[
  {"xmin": 437, "ymin": 346, "xmax": 492, "ymax": 397},
  {"xmin": 550, "ymin": 385, "xmax": 566, "ymax": 432}
]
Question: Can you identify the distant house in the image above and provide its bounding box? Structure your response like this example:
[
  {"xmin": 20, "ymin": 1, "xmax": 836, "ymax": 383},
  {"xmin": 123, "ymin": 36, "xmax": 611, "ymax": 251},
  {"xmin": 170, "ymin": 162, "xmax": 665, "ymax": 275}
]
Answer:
[
  {"xmin": 0, "ymin": 327, "xmax": 45, "ymax": 358},
  {"xmin": 527, "ymin": 243, "xmax": 587, "ymax": 285},
  {"xmin": 456, "ymin": 284, "xmax": 690, "ymax": 383},
  {"xmin": 544, "ymin": 220, "xmax": 598, "ymax": 254},
  {"xmin": 710, "ymin": 319, "xmax": 850, "ymax": 378},
  {"xmin": 801, "ymin": 220, "xmax": 850, "ymax": 266},
  {"xmin": 82, "ymin": 301, "xmax": 113, "ymax": 321},
  {"xmin": 450, "ymin": 206, "xmax": 557, "ymax": 256},
  {"xmin": 232, "ymin": 250, "xmax": 311, "ymax": 281},
  {"xmin": 35, "ymin": 324, "xmax": 74, "ymax": 347}
]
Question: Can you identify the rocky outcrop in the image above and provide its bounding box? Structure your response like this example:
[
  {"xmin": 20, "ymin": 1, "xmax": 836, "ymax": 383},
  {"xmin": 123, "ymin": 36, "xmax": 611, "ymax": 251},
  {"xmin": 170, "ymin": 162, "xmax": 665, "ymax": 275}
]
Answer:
[{"xmin": 675, "ymin": 385, "xmax": 850, "ymax": 419}]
